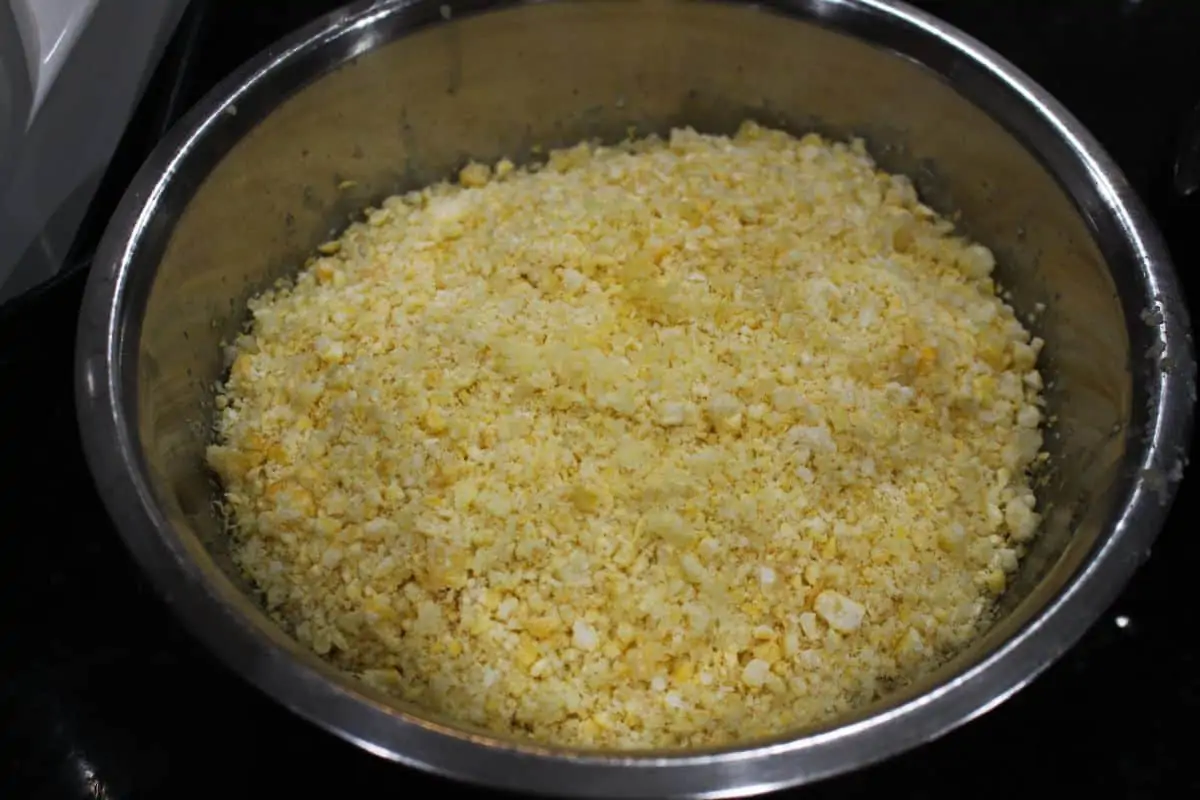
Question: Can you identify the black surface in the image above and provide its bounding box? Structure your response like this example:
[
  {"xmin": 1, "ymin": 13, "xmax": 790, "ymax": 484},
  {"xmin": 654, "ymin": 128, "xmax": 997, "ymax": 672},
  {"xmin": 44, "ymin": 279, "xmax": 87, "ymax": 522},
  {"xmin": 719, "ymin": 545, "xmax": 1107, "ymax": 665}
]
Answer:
[{"xmin": 2, "ymin": 1, "xmax": 1198, "ymax": 798}]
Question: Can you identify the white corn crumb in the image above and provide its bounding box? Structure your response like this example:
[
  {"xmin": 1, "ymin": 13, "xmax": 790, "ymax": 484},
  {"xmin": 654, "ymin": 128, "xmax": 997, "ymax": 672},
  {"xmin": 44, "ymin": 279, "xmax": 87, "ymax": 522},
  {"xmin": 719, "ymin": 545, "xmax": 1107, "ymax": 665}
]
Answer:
[
  {"xmin": 209, "ymin": 121, "xmax": 1045, "ymax": 751},
  {"xmin": 458, "ymin": 161, "xmax": 491, "ymax": 188},
  {"xmin": 813, "ymin": 591, "xmax": 866, "ymax": 633},
  {"xmin": 742, "ymin": 658, "xmax": 771, "ymax": 688},
  {"xmin": 798, "ymin": 611, "xmax": 821, "ymax": 640},
  {"xmin": 572, "ymin": 619, "xmax": 599, "ymax": 651},
  {"xmin": 657, "ymin": 401, "xmax": 688, "ymax": 427}
]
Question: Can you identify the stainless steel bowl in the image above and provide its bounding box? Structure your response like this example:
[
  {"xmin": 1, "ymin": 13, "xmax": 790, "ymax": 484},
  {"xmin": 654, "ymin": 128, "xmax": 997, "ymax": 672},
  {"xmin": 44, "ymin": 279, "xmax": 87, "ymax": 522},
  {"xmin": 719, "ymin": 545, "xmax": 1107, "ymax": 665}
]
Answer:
[{"xmin": 75, "ymin": 0, "xmax": 1195, "ymax": 796}]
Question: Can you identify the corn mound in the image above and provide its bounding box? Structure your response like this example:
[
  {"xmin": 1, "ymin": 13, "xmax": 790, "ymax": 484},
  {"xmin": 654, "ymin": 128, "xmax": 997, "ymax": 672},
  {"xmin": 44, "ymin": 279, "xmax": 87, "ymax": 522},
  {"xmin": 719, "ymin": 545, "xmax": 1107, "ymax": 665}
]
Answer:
[{"xmin": 207, "ymin": 122, "xmax": 1044, "ymax": 748}]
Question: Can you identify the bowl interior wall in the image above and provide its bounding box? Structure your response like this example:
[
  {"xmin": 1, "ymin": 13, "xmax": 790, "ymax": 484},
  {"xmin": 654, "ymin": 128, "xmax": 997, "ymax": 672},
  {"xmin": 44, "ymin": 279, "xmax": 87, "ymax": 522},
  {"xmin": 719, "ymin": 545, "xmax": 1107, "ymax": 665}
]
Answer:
[{"xmin": 129, "ymin": 1, "xmax": 1131, "ymax": 744}]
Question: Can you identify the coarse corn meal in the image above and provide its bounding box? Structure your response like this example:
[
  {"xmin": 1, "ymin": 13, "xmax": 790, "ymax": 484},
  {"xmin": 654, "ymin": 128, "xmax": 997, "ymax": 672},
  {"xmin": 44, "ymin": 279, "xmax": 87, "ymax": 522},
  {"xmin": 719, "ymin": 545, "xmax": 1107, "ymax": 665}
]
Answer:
[{"xmin": 207, "ymin": 121, "xmax": 1046, "ymax": 749}]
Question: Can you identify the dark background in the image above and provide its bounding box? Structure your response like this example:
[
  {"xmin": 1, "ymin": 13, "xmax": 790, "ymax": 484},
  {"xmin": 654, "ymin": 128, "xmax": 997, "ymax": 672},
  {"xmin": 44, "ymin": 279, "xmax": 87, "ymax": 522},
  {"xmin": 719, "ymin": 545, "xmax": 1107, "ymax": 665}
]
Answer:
[{"xmin": 2, "ymin": 1, "xmax": 1197, "ymax": 798}]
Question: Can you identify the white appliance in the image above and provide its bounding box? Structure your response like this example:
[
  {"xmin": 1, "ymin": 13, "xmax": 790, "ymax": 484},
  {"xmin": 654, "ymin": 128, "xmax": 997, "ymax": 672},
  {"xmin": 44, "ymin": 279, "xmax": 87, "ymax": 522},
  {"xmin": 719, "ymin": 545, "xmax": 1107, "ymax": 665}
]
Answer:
[{"xmin": 0, "ymin": 0, "xmax": 188, "ymax": 304}]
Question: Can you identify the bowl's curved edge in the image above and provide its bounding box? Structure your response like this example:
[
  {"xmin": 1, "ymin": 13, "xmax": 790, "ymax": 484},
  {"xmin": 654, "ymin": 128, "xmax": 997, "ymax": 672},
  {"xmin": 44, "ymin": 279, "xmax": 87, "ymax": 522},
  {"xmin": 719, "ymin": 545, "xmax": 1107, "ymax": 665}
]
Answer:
[{"xmin": 74, "ymin": 1, "xmax": 1196, "ymax": 797}]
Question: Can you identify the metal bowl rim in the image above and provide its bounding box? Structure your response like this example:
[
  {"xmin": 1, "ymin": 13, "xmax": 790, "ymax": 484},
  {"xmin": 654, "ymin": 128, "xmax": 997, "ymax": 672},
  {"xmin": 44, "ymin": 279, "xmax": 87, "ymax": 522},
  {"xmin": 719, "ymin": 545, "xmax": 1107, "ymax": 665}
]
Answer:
[{"xmin": 75, "ymin": 0, "xmax": 1195, "ymax": 796}]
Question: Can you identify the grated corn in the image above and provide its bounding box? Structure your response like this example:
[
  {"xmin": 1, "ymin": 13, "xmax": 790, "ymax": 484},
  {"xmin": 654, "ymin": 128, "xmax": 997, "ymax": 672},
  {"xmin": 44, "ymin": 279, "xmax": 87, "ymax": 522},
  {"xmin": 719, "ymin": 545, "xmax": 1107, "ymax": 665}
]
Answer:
[{"xmin": 208, "ymin": 122, "xmax": 1045, "ymax": 749}]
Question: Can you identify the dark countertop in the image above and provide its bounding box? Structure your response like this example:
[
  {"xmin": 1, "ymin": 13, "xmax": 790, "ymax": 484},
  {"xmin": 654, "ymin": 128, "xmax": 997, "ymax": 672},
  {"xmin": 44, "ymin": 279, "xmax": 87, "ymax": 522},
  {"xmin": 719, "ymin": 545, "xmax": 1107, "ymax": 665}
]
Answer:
[{"xmin": 1, "ymin": 1, "xmax": 1197, "ymax": 798}]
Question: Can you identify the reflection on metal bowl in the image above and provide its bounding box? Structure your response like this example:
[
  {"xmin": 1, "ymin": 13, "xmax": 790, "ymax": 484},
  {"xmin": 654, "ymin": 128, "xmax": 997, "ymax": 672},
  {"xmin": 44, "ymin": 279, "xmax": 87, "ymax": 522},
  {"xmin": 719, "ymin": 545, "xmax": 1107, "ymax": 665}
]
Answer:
[{"xmin": 76, "ymin": 1, "xmax": 1194, "ymax": 797}]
